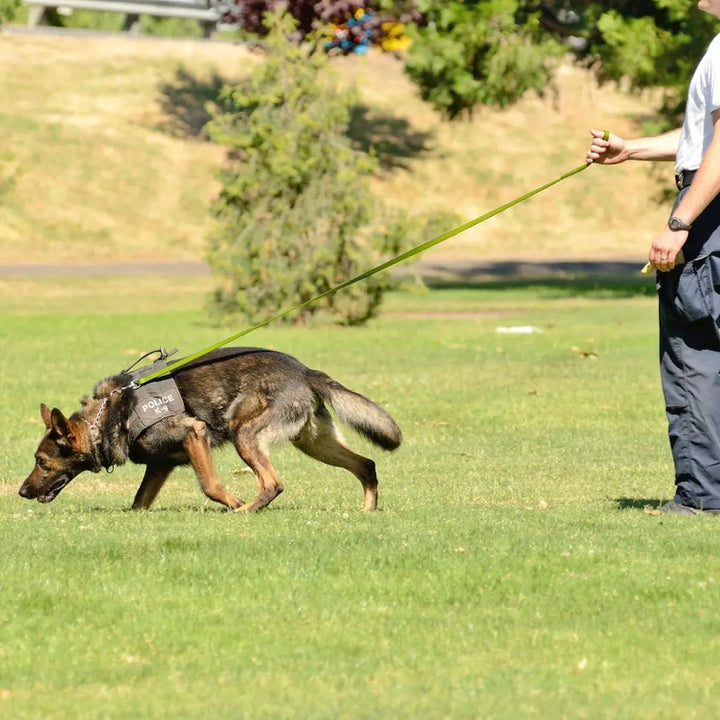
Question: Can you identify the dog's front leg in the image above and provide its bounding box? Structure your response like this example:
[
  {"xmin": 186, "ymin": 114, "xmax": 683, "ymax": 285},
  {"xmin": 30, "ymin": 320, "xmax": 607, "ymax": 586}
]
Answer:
[
  {"xmin": 184, "ymin": 419, "xmax": 243, "ymax": 510},
  {"xmin": 132, "ymin": 463, "xmax": 174, "ymax": 510}
]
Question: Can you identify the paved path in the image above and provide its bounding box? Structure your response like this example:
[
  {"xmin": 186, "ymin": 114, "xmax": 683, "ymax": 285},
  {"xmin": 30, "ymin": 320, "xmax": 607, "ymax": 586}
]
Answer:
[
  {"xmin": 1, "ymin": 24, "xmax": 236, "ymax": 43},
  {"xmin": 0, "ymin": 259, "xmax": 646, "ymax": 279},
  {"xmin": 0, "ymin": 262, "xmax": 211, "ymax": 277}
]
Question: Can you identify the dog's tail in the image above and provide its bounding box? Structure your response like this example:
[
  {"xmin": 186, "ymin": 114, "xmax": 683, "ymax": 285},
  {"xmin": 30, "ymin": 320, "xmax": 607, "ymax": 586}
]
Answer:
[{"xmin": 308, "ymin": 371, "xmax": 402, "ymax": 451}]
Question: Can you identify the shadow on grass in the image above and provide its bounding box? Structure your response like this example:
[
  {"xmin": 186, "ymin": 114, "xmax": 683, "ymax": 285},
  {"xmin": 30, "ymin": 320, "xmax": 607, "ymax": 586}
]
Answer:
[
  {"xmin": 613, "ymin": 497, "xmax": 666, "ymax": 511},
  {"xmin": 57, "ymin": 503, "xmax": 233, "ymax": 515},
  {"xmin": 157, "ymin": 67, "xmax": 229, "ymax": 139},
  {"xmin": 349, "ymin": 105, "xmax": 433, "ymax": 171},
  {"xmin": 55, "ymin": 500, "xmax": 351, "ymax": 515},
  {"xmin": 156, "ymin": 68, "xmax": 435, "ymax": 171},
  {"xmin": 400, "ymin": 260, "xmax": 658, "ymax": 300}
]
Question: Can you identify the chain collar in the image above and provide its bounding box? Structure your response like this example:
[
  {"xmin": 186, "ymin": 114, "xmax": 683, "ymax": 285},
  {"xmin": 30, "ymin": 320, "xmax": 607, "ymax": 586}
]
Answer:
[
  {"xmin": 83, "ymin": 382, "xmax": 137, "ymax": 471},
  {"xmin": 84, "ymin": 396, "xmax": 109, "ymax": 442}
]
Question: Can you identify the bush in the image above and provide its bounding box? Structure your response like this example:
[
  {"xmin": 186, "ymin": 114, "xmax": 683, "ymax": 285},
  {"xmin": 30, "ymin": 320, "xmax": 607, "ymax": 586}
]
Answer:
[
  {"xmin": 404, "ymin": 0, "xmax": 565, "ymax": 119},
  {"xmin": 0, "ymin": 0, "xmax": 20, "ymax": 24},
  {"xmin": 205, "ymin": 10, "xmax": 415, "ymax": 326}
]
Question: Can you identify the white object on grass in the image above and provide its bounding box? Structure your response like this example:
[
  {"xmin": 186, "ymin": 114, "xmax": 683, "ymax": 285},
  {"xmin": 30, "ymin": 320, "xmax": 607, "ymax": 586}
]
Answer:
[{"xmin": 495, "ymin": 326, "xmax": 541, "ymax": 334}]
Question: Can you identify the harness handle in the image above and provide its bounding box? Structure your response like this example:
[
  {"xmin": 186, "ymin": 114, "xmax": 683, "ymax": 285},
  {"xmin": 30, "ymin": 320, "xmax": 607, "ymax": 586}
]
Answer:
[{"xmin": 124, "ymin": 347, "xmax": 177, "ymax": 374}]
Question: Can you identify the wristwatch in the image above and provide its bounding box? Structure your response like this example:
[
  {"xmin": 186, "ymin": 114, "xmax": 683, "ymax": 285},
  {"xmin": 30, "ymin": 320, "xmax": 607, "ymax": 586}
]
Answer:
[{"xmin": 668, "ymin": 216, "xmax": 692, "ymax": 232}]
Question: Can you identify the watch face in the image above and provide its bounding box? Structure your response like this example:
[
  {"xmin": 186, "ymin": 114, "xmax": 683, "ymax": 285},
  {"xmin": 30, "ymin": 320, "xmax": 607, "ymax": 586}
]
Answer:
[{"xmin": 669, "ymin": 216, "xmax": 691, "ymax": 231}]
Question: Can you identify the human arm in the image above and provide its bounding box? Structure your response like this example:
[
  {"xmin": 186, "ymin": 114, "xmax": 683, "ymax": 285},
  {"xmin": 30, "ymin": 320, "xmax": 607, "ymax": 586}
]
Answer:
[
  {"xmin": 586, "ymin": 128, "xmax": 681, "ymax": 165},
  {"xmin": 650, "ymin": 110, "xmax": 720, "ymax": 271}
]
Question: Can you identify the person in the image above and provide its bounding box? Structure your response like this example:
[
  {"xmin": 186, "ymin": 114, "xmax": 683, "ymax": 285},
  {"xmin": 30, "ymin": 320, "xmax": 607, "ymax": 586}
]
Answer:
[{"xmin": 586, "ymin": 0, "xmax": 720, "ymax": 515}]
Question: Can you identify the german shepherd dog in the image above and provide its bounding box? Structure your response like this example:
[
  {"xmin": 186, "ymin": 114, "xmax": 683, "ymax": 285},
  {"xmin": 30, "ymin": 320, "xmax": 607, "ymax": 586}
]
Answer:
[{"xmin": 18, "ymin": 348, "xmax": 402, "ymax": 512}]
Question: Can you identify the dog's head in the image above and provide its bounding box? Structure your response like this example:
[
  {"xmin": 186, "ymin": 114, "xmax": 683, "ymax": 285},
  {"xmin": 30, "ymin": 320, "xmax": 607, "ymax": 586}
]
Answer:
[{"xmin": 19, "ymin": 404, "xmax": 98, "ymax": 503}]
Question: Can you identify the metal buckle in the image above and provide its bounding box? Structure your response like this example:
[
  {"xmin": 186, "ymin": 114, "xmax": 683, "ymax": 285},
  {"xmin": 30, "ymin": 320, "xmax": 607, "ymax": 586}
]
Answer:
[{"xmin": 675, "ymin": 169, "xmax": 696, "ymax": 191}]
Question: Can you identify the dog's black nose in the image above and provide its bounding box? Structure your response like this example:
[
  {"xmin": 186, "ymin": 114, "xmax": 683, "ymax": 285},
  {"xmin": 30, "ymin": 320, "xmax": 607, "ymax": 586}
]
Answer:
[{"xmin": 18, "ymin": 484, "xmax": 34, "ymax": 499}]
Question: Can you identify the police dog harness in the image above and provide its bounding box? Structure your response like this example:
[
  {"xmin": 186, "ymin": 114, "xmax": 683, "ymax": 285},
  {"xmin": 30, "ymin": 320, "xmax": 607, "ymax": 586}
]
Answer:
[{"xmin": 125, "ymin": 349, "xmax": 186, "ymax": 445}]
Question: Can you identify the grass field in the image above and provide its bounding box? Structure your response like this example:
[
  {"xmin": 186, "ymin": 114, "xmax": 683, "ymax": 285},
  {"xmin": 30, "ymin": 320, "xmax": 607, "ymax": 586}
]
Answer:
[
  {"xmin": 2, "ymin": 26, "xmax": 717, "ymax": 720},
  {"xmin": 5, "ymin": 275, "xmax": 720, "ymax": 719}
]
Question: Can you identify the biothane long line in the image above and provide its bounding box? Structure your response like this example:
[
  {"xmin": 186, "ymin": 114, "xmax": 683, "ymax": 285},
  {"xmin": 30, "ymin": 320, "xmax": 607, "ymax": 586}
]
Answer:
[{"xmin": 137, "ymin": 134, "xmax": 608, "ymax": 387}]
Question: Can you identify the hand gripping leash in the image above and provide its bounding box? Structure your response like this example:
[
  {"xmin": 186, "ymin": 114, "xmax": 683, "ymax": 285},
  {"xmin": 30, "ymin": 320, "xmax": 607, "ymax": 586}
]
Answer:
[{"xmin": 137, "ymin": 132, "xmax": 610, "ymax": 386}]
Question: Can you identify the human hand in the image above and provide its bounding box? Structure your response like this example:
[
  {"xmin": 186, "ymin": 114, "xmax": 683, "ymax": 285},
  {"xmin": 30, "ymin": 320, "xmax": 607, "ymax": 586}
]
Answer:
[
  {"xmin": 648, "ymin": 227, "xmax": 688, "ymax": 272},
  {"xmin": 586, "ymin": 129, "xmax": 626, "ymax": 165}
]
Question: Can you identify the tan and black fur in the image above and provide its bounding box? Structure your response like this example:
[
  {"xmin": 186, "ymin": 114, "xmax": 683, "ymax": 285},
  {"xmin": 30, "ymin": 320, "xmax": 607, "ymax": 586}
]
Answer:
[{"xmin": 19, "ymin": 347, "xmax": 402, "ymax": 512}]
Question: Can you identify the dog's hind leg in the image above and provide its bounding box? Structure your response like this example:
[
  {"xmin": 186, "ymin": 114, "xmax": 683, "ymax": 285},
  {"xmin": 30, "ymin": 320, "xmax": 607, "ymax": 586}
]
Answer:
[
  {"xmin": 184, "ymin": 420, "xmax": 243, "ymax": 510},
  {"xmin": 132, "ymin": 463, "xmax": 174, "ymax": 510},
  {"xmin": 292, "ymin": 409, "xmax": 379, "ymax": 511}
]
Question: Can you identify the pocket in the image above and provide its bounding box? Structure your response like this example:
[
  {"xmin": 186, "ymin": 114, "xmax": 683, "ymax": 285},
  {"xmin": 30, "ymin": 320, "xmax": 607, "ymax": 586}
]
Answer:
[{"xmin": 671, "ymin": 252, "xmax": 720, "ymax": 325}]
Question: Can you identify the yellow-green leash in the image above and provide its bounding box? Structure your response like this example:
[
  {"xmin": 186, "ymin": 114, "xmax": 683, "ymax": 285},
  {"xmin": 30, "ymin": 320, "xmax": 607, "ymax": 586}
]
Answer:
[{"xmin": 137, "ymin": 132, "xmax": 609, "ymax": 386}]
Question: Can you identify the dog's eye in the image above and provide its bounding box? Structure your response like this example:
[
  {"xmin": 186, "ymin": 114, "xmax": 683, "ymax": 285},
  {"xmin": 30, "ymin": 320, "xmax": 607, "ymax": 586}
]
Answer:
[{"xmin": 36, "ymin": 458, "xmax": 48, "ymax": 471}]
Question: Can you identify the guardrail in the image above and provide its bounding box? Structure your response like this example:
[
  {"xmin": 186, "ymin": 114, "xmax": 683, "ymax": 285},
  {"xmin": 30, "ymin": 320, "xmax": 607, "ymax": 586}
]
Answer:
[{"xmin": 24, "ymin": 0, "xmax": 226, "ymax": 37}]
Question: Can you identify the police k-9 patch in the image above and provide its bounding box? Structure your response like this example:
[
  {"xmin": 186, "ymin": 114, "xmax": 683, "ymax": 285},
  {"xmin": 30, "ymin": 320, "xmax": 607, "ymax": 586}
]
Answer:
[{"xmin": 127, "ymin": 359, "xmax": 185, "ymax": 444}]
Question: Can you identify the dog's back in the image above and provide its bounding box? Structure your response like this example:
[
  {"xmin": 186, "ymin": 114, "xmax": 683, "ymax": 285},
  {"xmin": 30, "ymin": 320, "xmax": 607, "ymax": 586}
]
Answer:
[{"xmin": 167, "ymin": 347, "xmax": 401, "ymax": 451}]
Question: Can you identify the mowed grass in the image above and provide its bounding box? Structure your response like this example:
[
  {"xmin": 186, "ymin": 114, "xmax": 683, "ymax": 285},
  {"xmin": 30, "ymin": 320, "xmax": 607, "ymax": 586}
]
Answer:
[
  {"xmin": 3, "ymin": 276, "xmax": 720, "ymax": 719},
  {"xmin": 1, "ymin": 24, "xmax": 711, "ymax": 720}
]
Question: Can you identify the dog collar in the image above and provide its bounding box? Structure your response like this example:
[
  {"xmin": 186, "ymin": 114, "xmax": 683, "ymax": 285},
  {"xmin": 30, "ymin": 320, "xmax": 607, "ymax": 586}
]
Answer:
[
  {"xmin": 83, "ymin": 396, "xmax": 113, "ymax": 472},
  {"xmin": 84, "ymin": 396, "xmax": 109, "ymax": 441},
  {"xmin": 84, "ymin": 383, "xmax": 135, "ymax": 471}
]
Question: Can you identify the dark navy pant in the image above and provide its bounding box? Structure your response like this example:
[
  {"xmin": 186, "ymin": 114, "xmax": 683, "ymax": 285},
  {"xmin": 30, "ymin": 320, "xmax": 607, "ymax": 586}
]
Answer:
[{"xmin": 658, "ymin": 191, "xmax": 720, "ymax": 509}]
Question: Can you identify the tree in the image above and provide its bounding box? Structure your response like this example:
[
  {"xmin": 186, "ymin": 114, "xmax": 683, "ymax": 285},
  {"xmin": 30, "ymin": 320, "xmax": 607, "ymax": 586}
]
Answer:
[
  {"xmin": 223, "ymin": 3, "xmax": 718, "ymax": 123},
  {"xmin": 205, "ymin": 10, "xmax": 414, "ymax": 326},
  {"xmin": 0, "ymin": 0, "xmax": 19, "ymax": 24},
  {"xmin": 404, "ymin": 0, "xmax": 566, "ymax": 118},
  {"xmin": 402, "ymin": 1, "xmax": 718, "ymax": 123},
  {"xmin": 583, "ymin": 1, "xmax": 717, "ymax": 127},
  {"xmin": 223, "ymin": 1, "xmax": 418, "ymax": 36}
]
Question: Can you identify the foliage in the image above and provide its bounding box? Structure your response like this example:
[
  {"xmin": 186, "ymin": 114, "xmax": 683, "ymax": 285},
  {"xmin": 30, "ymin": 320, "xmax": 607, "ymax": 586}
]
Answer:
[
  {"xmin": 206, "ymin": 10, "xmax": 413, "ymax": 326},
  {"xmin": 584, "ymin": 1, "xmax": 718, "ymax": 126},
  {"xmin": 0, "ymin": 0, "xmax": 19, "ymax": 24},
  {"xmin": 399, "ymin": 1, "xmax": 718, "ymax": 122},
  {"xmin": 223, "ymin": 0, "xmax": 419, "ymax": 36},
  {"xmin": 229, "ymin": 2, "xmax": 720, "ymax": 124},
  {"xmin": 404, "ymin": 0, "xmax": 566, "ymax": 118}
]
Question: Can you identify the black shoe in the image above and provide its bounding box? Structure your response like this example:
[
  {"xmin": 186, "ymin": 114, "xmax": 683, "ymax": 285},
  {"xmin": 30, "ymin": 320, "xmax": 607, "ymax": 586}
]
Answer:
[{"xmin": 659, "ymin": 500, "xmax": 720, "ymax": 515}]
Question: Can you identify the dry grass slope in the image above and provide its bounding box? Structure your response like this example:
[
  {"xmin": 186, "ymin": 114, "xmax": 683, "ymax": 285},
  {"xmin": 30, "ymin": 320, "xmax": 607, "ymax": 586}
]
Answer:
[{"xmin": 0, "ymin": 31, "xmax": 669, "ymax": 266}]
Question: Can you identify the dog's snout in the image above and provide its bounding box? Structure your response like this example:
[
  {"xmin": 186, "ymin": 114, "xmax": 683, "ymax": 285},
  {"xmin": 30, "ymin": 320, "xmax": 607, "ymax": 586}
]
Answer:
[{"xmin": 18, "ymin": 483, "xmax": 35, "ymax": 499}]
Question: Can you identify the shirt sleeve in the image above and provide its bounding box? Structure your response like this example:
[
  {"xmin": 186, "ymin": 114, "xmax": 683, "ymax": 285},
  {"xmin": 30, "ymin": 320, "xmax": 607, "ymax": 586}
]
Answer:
[{"xmin": 705, "ymin": 35, "xmax": 720, "ymax": 112}]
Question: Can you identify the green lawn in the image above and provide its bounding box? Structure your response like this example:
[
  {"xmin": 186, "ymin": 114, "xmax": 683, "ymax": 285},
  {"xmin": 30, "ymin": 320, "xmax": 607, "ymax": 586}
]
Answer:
[{"xmin": 2, "ymin": 276, "xmax": 718, "ymax": 719}]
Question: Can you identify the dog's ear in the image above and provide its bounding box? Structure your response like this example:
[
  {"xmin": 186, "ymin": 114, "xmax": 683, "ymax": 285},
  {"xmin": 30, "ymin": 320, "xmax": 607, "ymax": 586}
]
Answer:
[
  {"xmin": 50, "ymin": 408, "xmax": 76, "ymax": 446},
  {"xmin": 40, "ymin": 403, "xmax": 52, "ymax": 429}
]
